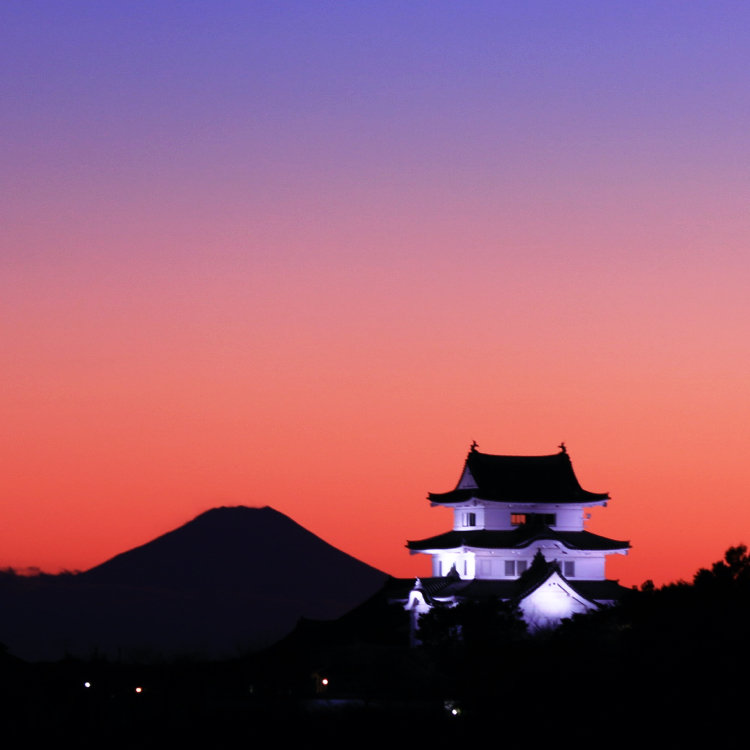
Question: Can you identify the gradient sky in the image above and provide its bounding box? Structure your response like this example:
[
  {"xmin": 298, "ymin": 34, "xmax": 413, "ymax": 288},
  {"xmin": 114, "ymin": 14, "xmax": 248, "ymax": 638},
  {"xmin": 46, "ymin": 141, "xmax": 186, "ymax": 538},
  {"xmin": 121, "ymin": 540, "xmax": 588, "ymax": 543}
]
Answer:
[{"xmin": 3, "ymin": 2, "xmax": 750, "ymax": 587}]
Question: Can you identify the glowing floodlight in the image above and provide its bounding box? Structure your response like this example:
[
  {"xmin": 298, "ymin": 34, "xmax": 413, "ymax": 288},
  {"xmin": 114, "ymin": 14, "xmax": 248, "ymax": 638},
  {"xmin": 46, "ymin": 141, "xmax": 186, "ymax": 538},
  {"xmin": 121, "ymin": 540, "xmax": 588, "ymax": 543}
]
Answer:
[{"xmin": 444, "ymin": 700, "xmax": 462, "ymax": 717}]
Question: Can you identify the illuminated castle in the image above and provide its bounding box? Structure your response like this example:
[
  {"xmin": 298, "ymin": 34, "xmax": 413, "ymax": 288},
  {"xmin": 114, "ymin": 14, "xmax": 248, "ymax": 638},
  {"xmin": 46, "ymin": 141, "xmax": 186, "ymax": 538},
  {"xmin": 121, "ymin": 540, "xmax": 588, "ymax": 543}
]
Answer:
[{"xmin": 403, "ymin": 443, "xmax": 630, "ymax": 631}]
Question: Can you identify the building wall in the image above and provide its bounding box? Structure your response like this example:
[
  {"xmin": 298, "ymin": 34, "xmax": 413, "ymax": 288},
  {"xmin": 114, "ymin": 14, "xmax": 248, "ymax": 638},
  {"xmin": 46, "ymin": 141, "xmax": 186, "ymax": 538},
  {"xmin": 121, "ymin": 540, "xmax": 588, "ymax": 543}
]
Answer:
[
  {"xmin": 452, "ymin": 502, "xmax": 589, "ymax": 531},
  {"xmin": 435, "ymin": 544, "xmax": 607, "ymax": 581},
  {"xmin": 435, "ymin": 499, "xmax": 617, "ymax": 581},
  {"xmin": 432, "ymin": 552, "xmax": 475, "ymax": 579}
]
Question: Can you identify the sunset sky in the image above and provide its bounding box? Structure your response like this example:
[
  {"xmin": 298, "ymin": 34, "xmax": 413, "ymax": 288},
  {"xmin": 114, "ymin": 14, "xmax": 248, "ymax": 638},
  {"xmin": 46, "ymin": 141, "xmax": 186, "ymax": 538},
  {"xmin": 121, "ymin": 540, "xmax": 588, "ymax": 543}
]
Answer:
[{"xmin": 3, "ymin": 2, "xmax": 750, "ymax": 587}]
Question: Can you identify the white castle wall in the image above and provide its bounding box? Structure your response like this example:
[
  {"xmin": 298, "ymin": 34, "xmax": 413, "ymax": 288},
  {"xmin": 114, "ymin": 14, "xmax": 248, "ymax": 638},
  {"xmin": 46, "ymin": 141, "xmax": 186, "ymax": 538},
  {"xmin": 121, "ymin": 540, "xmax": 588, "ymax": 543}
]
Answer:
[{"xmin": 452, "ymin": 503, "xmax": 590, "ymax": 531}]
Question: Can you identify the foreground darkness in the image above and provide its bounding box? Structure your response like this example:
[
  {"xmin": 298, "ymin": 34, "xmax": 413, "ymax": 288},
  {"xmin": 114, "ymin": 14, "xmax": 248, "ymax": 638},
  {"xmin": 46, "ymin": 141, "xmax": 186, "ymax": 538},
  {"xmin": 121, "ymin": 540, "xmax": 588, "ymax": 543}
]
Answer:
[{"xmin": 2, "ymin": 546, "xmax": 749, "ymax": 747}]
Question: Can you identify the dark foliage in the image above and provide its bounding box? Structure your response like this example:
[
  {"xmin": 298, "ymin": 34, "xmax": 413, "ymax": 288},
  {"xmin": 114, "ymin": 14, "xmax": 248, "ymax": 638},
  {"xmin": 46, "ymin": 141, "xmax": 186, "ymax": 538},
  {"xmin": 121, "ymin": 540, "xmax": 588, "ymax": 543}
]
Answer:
[
  {"xmin": 516, "ymin": 547, "xmax": 550, "ymax": 587},
  {"xmin": 4, "ymin": 545, "xmax": 750, "ymax": 746},
  {"xmin": 694, "ymin": 543, "xmax": 750, "ymax": 588},
  {"xmin": 417, "ymin": 596, "xmax": 526, "ymax": 649}
]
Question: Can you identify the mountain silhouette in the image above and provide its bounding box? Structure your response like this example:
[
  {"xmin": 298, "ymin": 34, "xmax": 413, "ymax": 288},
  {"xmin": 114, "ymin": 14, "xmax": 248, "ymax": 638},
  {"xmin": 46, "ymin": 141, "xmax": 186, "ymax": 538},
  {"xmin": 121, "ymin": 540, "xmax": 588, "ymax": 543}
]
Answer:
[{"xmin": 0, "ymin": 506, "xmax": 387, "ymax": 660}]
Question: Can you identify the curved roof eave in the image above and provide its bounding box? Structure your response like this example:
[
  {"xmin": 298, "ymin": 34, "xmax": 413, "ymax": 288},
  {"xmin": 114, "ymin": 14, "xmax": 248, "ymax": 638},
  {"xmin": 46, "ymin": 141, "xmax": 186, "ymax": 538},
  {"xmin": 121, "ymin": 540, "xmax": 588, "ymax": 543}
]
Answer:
[{"xmin": 406, "ymin": 528, "xmax": 630, "ymax": 553}]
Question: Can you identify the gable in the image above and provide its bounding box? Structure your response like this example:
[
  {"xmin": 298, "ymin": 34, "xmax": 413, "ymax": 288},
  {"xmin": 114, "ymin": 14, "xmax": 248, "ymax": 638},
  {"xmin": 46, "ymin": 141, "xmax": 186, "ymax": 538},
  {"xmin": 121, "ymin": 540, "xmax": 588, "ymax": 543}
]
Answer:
[
  {"xmin": 456, "ymin": 465, "xmax": 478, "ymax": 490},
  {"xmin": 519, "ymin": 570, "xmax": 597, "ymax": 630}
]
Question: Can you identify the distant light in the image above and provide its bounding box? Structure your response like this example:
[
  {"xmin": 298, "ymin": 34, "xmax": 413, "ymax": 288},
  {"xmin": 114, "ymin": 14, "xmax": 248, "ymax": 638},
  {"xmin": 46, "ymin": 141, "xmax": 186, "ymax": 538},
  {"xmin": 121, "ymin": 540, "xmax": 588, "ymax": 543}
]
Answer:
[
  {"xmin": 84, "ymin": 682, "xmax": 91, "ymax": 689},
  {"xmin": 135, "ymin": 687, "xmax": 143, "ymax": 694},
  {"xmin": 443, "ymin": 700, "xmax": 462, "ymax": 717},
  {"xmin": 321, "ymin": 678, "xmax": 329, "ymax": 686}
]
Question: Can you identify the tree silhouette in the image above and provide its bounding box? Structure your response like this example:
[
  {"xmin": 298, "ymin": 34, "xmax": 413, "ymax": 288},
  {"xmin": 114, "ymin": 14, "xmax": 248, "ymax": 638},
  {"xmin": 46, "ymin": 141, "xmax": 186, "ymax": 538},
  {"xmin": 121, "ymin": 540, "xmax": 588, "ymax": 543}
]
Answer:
[
  {"xmin": 417, "ymin": 596, "xmax": 526, "ymax": 649},
  {"xmin": 694, "ymin": 543, "xmax": 750, "ymax": 589}
]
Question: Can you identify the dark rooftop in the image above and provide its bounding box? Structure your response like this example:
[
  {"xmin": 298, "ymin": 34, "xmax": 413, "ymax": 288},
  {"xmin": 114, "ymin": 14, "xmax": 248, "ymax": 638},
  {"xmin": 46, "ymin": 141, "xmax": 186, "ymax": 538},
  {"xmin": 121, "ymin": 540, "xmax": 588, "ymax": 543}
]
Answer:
[
  {"xmin": 407, "ymin": 525, "xmax": 630, "ymax": 552},
  {"xmin": 428, "ymin": 446, "xmax": 610, "ymax": 505}
]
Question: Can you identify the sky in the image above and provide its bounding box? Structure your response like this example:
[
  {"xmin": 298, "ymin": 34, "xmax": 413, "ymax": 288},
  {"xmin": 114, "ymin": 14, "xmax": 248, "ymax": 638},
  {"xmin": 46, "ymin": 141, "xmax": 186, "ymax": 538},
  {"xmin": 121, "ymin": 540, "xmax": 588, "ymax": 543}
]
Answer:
[{"xmin": 2, "ymin": 1, "xmax": 750, "ymax": 587}]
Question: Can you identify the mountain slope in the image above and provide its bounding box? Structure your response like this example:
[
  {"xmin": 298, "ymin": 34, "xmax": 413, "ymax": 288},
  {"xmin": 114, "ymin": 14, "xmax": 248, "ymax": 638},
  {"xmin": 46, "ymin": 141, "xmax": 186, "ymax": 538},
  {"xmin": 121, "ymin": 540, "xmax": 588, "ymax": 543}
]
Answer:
[
  {"xmin": 0, "ymin": 506, "xmax": 388, "ymax": 660},
  {"xmin": 83, "ymin": 506, "xmax": 384, "ymax": 600}
]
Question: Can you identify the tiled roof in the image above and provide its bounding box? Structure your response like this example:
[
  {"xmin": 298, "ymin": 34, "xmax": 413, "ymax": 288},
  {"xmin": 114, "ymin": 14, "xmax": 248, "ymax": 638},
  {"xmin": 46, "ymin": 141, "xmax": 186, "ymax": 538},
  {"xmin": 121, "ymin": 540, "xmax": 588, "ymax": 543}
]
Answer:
[
  {"xmin": 407, "ymin": 525, "xmax": 630, "ymax": 552},
  {"xmin": 429, "ymin": 448, "xmax": 609, "ymax": 505}
]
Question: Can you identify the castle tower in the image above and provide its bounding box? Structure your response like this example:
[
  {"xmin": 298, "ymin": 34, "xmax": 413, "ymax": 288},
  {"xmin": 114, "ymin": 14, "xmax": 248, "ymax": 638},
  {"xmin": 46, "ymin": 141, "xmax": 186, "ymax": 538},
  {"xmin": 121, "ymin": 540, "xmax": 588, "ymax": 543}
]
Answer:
[{"xmin": 403, "ymin": 444, "xmax": 630, "ymax": 630}]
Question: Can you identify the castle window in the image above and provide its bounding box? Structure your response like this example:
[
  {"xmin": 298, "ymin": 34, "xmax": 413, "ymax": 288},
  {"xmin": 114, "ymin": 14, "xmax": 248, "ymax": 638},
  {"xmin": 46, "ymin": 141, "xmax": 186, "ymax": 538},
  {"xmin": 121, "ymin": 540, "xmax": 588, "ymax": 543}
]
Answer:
[
  {"xmin": 462, "ymin": 512, "xmax": 476, "ymax": 527},
  {"xmin": 512, "ymin": 513, "xmax": 556, "ymax": 526},
  {"xmin": 563, "ymin": 561, "xmax": 575, "ymax": 577},
  {"xmin": 504, "ymin": 560, "xmax": 528, "ymax": 577}
]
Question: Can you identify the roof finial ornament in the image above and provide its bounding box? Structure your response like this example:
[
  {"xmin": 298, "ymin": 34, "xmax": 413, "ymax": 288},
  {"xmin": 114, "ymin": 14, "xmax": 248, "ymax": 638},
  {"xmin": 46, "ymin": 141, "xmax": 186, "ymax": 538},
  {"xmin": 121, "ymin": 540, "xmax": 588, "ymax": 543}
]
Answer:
[
  {"xmin": 470, "ymin": 440, "xmax": 479, "ymax": 452},
  {"xmin": 558, "ymin": 441, "xmax": 567, "ymax": 454}
]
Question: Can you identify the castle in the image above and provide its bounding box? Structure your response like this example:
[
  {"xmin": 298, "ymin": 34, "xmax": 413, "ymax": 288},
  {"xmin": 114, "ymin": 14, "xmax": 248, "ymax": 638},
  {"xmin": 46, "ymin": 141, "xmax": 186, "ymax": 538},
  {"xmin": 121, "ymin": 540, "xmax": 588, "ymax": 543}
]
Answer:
[{"xmin": 402, "ymin": 443, "xmax": 630, "ymax": 632}]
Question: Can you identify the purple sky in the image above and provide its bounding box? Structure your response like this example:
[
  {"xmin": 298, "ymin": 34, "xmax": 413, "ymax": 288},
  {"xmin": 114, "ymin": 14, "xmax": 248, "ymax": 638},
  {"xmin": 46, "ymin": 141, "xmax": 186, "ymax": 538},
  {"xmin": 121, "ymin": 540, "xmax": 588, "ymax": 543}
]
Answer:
[{"xmin": 3, "ymin": 2, "xmax": 750, "ymax": 585}]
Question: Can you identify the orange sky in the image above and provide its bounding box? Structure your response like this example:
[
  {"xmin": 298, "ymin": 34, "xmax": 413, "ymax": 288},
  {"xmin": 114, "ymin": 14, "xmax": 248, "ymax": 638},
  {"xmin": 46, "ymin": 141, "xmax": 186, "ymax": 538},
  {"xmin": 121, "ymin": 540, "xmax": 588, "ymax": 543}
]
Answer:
[{"xmin": 3, "ymin": 3, "xmax": 750, "ymax": 587}]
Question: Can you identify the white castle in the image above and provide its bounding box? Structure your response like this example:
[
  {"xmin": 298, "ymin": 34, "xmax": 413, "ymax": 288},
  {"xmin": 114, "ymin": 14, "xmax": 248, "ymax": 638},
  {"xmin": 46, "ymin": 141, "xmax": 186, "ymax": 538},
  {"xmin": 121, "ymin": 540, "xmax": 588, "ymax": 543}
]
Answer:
[{"xmin": 402, "ymin": 443, "xmax": 630, "ymax": 632}]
